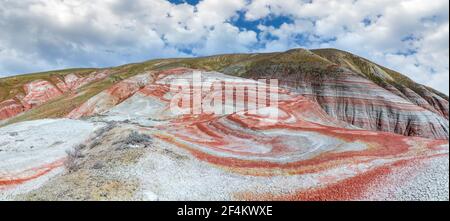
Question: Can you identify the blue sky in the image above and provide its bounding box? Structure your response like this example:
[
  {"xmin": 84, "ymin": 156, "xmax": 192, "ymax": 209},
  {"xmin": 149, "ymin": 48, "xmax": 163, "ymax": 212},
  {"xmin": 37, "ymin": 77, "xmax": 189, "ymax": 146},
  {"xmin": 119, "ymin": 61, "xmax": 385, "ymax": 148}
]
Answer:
[{"xmin": 0, "ymin": 0, "xmax": 448, "ymax": 94}]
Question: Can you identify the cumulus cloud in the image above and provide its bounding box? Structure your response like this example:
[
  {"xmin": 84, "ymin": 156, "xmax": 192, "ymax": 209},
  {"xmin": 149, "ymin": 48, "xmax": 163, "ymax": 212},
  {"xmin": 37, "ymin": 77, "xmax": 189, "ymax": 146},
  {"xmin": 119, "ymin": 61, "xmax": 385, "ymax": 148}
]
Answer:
[
  {"xmin": 0, "ymin": 0, "xmax": 252, "ymax": 75},
  {"xmin": 0, "ymin": 0, "xmax": 448, "ymax": 95},
  {"xmin": 248, "ymin": 0, "xmax": 449, "ymax": 94}
]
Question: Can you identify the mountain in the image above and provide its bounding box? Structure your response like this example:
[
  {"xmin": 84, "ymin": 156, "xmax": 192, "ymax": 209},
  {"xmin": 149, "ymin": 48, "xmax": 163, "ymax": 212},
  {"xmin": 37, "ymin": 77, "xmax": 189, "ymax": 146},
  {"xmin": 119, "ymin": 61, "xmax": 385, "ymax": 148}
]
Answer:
[
  {"xmin": 0, "ymin": 49, "xmax": 448, "ymax": 200},
  {"xmin": 1, "ymin": 49, "xmax": 448, "ymax": 139}
]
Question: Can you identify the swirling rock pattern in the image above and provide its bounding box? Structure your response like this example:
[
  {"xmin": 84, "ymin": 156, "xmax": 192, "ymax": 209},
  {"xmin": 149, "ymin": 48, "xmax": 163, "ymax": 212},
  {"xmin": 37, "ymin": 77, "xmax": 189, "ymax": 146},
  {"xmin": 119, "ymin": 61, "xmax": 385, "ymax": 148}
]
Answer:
[
  {"xmin": 0, "ymin": 70, "xmax": 110, "ymax": 121},
  {"xmin": 59, "ymin": 68, "xmax": 446, "ymax": 200}
]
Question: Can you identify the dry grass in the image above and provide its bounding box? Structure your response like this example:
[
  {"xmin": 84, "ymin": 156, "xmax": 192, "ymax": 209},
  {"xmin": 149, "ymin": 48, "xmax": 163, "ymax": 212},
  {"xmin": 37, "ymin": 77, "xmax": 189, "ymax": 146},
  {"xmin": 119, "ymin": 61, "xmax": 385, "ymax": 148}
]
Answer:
[
  {"xmin": 64, "ymin": 144, "xmax": 86, "ymax": 173},
  {"xmin": 0, "ymin": 68, "xmax": 97, "ymax": 101}
]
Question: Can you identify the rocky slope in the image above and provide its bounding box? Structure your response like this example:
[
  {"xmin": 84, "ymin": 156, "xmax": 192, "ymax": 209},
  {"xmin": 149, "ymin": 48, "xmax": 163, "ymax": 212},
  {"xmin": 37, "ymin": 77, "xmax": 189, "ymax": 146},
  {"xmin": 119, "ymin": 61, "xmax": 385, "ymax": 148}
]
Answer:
[
  {"xmin": 1, "ymin": 48, "xmax": 446, "ymax": 140},
  {"xmin": 313, "ymin": 49, "xmax": 449, "ymax": 119},
  {"xmin": 220, "ymin": 49, "xmax": 449, "ymax": 139},
  {"xmin": 0, "ymin": 70, "xmax": 110, "ymax": 120},
  {"xmin": 0, "ymin": 68, "xmax": 448, "ymax": 200}
]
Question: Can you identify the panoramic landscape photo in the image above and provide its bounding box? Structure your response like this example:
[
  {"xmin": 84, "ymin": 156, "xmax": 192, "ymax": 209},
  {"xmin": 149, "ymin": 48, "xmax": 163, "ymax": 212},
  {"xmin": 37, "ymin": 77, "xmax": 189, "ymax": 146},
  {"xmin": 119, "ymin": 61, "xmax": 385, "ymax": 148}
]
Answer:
[{"xmin": 0, "ymin": 0, "xmax": 448, "ymax": 201}]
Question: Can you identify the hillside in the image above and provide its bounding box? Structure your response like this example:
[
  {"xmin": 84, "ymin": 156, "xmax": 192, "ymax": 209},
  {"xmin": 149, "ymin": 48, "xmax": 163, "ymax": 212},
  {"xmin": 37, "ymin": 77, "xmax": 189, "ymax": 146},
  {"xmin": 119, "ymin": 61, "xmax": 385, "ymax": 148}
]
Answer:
[
  {"xmin": 1, "ymin": 48, "xmax": 448, "ymax": 139},
  {"xmin": 1, "ymin": 67, "xmax": 448, "ymax": 200}
]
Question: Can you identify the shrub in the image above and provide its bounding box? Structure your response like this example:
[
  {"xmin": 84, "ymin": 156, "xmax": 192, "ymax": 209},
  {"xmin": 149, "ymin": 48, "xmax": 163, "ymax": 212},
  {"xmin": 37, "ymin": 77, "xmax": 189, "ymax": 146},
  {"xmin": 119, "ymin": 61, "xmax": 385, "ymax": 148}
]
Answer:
[
  {"xmin": 115, "ymin": 131, "xmax": 153, "ymax": 150},
  {"xmin": 88, "ymin": 122, "xmax": 117, "ymax": 149},
  {"xmin": 125, "ymin": 131, "xmax": 152, "ymax": 145},
  {"xmin": 64, "ymin": 144, "xmax": 86, "ymax": 172}
]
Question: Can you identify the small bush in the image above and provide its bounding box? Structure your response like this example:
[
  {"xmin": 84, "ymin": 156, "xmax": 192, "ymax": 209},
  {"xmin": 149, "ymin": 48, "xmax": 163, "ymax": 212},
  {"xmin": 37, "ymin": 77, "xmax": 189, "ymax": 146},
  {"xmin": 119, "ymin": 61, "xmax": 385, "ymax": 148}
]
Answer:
[
  {"xmin": 115, "ymin": 131, "xmax": 153, "ymax": 150},
  {"xmin": 89, "ymin": 122, "xmax": 117, "ymax": 149},
  {"xmin": 64, "ymin": 144, "xmax": 86, "ymax": 172},
  {"xmin": 91, "ymin": 161, "xmax": 105, "ymax": 170},
  {"xmin": 137, "ymin": 80, "xmax": 147, "ymax": 88}
]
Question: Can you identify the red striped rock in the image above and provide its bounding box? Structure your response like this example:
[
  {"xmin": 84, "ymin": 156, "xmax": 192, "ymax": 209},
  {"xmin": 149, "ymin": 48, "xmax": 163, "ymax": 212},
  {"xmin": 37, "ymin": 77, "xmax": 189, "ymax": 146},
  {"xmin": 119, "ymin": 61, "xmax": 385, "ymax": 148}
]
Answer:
[
  {"xmin": 306, "ymin": 49, "xmax": 449, "ymax": 139},
  {"xmin": 58, "ymin": 71, "xmax": 110, "ymax": 91},
  {"xmin": 22, "ymin": 80, "xmax": 63, "ymax": 108},
  {"xmin": 244, "ymin": 66, "xmax": 449, "ymax": 139},
  {"xmin": 0, "ymin": 99, "xmax": 24, "ymax": 120},
  {"xmin": 67, "ymin": 72, "xmax": 153, "ymax": 118}
]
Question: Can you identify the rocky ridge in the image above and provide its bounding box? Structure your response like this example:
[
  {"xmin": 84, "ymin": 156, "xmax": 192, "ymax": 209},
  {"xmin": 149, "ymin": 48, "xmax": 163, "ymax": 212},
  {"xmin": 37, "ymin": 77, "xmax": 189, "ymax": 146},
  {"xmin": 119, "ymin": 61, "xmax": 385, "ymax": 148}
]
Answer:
[
  {"xmin": 0, "ymin": 68, "xmax": 448, "ymax": 200},
  {"xmin": 0, "ymin": 70, "xmax": 110, "ymax": 121}
]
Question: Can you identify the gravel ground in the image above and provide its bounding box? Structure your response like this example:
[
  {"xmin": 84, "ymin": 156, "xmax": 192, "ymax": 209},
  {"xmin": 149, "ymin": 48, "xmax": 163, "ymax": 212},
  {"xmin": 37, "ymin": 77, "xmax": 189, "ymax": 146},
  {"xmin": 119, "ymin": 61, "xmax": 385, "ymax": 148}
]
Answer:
[
  {"xmin": 376, "ymin": 154, "xmax": 448, "ymax": 201},
  {"xmin": 394, "ymin": 155, "xmax": 449, "ymax": 201}
]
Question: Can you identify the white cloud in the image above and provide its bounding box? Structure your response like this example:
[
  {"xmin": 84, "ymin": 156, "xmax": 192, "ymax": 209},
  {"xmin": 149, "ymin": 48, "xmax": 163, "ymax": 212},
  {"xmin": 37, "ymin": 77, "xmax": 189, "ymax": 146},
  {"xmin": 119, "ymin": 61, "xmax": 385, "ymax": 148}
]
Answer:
[
  {"xmin": 0, "ymin": 0, "xmax": 448, "ymax": 95},
  {"xmin": 247, "ymin": 0, "xmax": 449, "ymax": 95},
  {"xmin": 193, "ymin": 23, "xmax": 257, "ymax": 55}
]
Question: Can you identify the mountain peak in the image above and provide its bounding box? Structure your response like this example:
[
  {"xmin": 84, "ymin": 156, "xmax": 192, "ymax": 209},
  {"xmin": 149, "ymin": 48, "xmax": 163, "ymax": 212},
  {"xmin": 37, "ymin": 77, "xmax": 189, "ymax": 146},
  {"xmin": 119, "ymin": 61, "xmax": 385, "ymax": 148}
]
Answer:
[{"xmin": 1, "ymin": 48, "xmax": 448, "ymax": 139}]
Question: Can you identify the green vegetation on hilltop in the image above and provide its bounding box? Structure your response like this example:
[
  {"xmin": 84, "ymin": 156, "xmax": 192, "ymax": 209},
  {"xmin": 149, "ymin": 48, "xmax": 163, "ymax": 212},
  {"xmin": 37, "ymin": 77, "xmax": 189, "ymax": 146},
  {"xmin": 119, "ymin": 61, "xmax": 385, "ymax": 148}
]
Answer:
[
  {"xmin": 1, "ymin": 48, "xmax": 447, "ymax": 127},
  {"xmin": 0, "ymin": 62, "xmax": 162, "ymax": 126}
]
